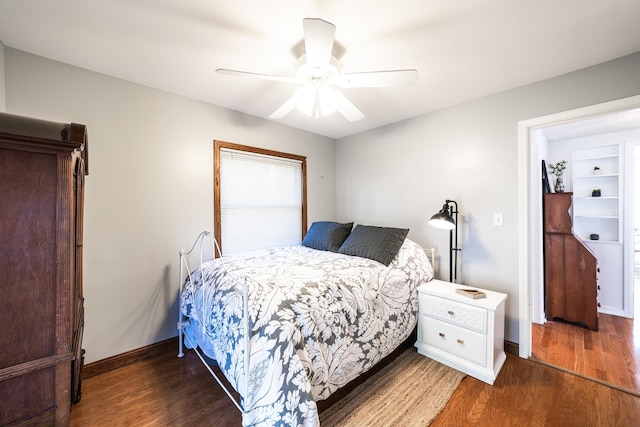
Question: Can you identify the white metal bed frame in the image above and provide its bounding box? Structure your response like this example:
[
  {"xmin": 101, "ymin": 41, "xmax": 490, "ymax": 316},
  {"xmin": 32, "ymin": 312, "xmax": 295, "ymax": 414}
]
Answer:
[
  {"xmin": 176, "ymin": 230, "xmax": 436, "ymax": 420},
  {"xmin": 177, "ymin": 230, "xmax": 250, "ymax": 415},
  {"xmin": 425, "ymin": 246, "xmax": 436, "ymax": 274}
]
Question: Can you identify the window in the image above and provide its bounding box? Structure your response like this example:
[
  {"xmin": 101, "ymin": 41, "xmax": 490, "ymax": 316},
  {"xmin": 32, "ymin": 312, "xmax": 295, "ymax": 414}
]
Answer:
[{"xmin": 214, "ymin": 140, "xmax": 307, "ymax": 255}]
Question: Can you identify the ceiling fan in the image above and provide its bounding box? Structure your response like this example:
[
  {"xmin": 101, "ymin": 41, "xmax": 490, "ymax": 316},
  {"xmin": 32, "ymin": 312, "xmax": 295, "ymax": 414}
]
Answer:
[{"xmin": 216, "ymin": 18, "xmax": 418, "ymax": 122}]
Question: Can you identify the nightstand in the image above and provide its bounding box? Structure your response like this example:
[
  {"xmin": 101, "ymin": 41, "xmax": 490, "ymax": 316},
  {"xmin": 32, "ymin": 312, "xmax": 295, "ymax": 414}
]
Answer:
[{"xmin": 415, "ymin": 279, "xmax": 507, "ymax": 385}]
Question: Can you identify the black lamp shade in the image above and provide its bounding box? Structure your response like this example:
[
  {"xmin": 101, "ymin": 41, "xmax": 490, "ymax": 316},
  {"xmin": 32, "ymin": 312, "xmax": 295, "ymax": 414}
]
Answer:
[
  {"xmin": 428, "ymin": 205, "xmax": 456, "ymax": 230},
  {"xmin": 428, "ymin": 200, "xmax": 460, "ymax": 283}
]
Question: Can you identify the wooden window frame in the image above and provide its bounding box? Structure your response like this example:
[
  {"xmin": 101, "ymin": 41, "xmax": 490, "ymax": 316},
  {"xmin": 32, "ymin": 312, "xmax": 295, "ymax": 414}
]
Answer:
[{"xmin": 213, "ymin": 140, "xmax": 307, "ymax": 254}]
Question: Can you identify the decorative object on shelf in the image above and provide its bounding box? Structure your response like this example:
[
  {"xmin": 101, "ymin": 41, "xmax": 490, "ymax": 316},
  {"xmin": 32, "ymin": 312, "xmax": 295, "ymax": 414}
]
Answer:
[
  {"xmin": 428, "ymin": 200, "xmax": 461, "ymax": 283},
  {"xmin": 590, "ymin": 234, "xmax": 600, "ymax": 240},
  {"xmin": 592, "ymin": 189, "xmax": 601, "ymax": 197},
  {"xmin": 547, "ymin": 160, "xmax": 567, "ymax": 193},
  {"xmin": 541, "ymin": 160, "xmax": 551, "ymax": 193},
  {"xmin": 593, "ymin": 166, "xmax": 602, "ymax": 175},
  {"xmin": 455, "ymin": 288, "xmax": 486, "ymax": 299}
]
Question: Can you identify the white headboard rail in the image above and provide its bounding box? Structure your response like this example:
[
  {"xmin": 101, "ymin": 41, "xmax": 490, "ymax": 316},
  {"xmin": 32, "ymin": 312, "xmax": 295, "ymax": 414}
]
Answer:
[{"xmin": 424, "ymin": 245, "xmax": 436, "ymax": 275}]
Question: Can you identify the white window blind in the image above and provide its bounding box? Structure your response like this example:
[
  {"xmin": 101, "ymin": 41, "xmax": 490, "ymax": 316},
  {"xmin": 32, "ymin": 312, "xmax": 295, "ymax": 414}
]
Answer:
[{"xmin": 220, "ymin": 147, "xmax": 303, "ymax": 255}]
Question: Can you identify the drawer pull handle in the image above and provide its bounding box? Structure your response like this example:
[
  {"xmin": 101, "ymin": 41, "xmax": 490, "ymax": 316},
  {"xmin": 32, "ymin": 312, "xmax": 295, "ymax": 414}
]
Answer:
[
  {"xmin": 447, "ymin": 310, "xmax": 455, "ymax": 315},
  {"xmin": 457, "ymin": 339, "xmax": 464, "ymax": 345},
  {"xmin": 438, "ymin": 332, "xmax": 445, "ymax": 338}
]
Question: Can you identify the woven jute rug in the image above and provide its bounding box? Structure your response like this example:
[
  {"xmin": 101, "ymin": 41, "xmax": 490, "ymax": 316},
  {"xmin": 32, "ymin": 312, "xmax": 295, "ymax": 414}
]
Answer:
[{"xmin": 319, "ymin": 349, "xmax": 466, "ymax": 426}]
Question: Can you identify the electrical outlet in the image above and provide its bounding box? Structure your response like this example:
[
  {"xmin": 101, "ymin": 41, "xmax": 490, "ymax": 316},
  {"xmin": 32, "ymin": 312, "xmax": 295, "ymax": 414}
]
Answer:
[{"xmin": 493, "ymin": 213, "xmax": 504, "ymax": 227}]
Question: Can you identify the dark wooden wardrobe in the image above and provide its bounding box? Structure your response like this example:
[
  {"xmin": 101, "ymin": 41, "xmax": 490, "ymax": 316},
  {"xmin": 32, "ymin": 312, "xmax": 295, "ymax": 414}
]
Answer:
[
  {"xmin": 0, "ymin": 112, "xmax": 88, "ymax": 426},
  {"xmin": 544, "ymin": 192, "xmax": 599, "ymax": 331}
]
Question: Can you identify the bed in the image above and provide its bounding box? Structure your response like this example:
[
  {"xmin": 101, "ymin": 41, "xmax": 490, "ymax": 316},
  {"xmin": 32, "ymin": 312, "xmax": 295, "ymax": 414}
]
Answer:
[{"xmin": 178, "ymin": 223, "xmax": 434, "ymax": 426}]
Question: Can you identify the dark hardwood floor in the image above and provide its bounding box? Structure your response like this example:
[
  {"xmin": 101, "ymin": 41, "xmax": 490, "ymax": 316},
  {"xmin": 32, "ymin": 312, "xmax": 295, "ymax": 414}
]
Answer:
[
  {"xmin": 72, "ymin": 350, "xmax": 241, "ymax": 427},
  {"xmin": 70, "ymin": 348, "xmax": 640, "ymax": 426}
]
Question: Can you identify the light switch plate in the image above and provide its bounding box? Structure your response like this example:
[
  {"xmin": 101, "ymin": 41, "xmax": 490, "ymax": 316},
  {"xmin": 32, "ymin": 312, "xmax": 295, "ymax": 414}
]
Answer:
[{"xmin": 493, "ymin": 213, "xmax": 504, "ymax": 226}]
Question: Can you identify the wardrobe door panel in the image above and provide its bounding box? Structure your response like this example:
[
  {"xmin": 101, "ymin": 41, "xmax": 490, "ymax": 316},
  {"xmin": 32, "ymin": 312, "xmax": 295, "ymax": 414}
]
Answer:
[{"xmin": 0, "ymin": 150, "xmax": 57, "ymax": 368}]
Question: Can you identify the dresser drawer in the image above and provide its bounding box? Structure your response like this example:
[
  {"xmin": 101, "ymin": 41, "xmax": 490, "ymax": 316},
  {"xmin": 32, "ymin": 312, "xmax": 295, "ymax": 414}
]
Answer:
[
  {"xmin": 421, "ymin": 317, "xmax": 486, "ymax": 366},
  {"xmin": 420, "ymin": 294, "xmax": 487, "ymax": 333}
]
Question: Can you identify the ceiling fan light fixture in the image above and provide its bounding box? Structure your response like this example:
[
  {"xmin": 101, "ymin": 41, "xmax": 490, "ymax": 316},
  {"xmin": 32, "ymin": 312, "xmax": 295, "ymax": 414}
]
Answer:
[
  {"xmin": 295, "ymin": 55, "xmax": 339, "ymax": 84},
  {"xmin": 295, "ymin": 86, "xmax": 339, "ymax": 118}
]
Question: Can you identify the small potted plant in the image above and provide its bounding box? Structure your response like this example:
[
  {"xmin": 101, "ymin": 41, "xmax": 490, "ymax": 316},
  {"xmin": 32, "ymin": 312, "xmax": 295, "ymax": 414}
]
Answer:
[
  {"xmin": 548, "ymin": 160, "xmax": 567, "ymax": 192},
  {"xmin": 592, "ymin": 189, "xmax": 601, "ymax": 197},
  {"xmin": 593, "ymin": 166, "xmax": 602, "ymax": 175}
]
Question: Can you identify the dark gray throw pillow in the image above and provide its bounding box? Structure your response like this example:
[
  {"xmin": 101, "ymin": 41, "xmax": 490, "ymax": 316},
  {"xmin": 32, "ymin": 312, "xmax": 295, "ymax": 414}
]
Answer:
[
  {"xmin": 338, "ymin": 225, "xmax": 409, "ymax": 266},
  {"xmin": 302, "ymin": 221, "xmax": 354, "ymax": 252}
]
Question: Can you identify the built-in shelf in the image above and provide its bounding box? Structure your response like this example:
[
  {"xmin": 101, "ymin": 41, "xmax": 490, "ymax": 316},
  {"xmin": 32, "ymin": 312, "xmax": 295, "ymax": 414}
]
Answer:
[
  {"xmin": 574, "ymin": 153, "xmax": 618, "ymax": 161},
  {"xmin": 583, "ymin": 240, "xmax": 624, "ymax": 245},
  {"xmin": 572, "ymin": 143, "xmax": 621, "ymax": 244},
  {"xmin": 574, "ymin": 173, "xmax": 619, "ymax": 179},
  {"xmin": 570, "ymin": 142, "xmax": 623, "ymax": 315},
  {"xmin": 574, "ymin": 196, "xmax": 618, "ymax": 199}
]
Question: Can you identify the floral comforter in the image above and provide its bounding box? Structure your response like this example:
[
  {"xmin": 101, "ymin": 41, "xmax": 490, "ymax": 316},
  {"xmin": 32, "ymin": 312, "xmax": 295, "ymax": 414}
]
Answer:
[{"xmin": 180, "ymin": 238, "xmax": 433, "ymax": 426}]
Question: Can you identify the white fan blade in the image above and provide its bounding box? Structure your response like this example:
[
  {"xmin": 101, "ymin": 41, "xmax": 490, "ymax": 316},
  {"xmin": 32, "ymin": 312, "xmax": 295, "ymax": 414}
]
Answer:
[
  {"xmin": 337, "ymin": 69, "xmax": 418, "ymax": 88},
  {"xmin": 216, "ymin": 68, "xmax": 297, "ymax": 84},
  {"xmin": 333, "ymin": 91, "xmax": 364, "ymax": 122},
  {"xmin": 303, "ymin": 18, "xmax": 335, "ymax": 68},
  {"xmin": 269, "ymin": 95, "xmax": 298, "ymax": 119}
]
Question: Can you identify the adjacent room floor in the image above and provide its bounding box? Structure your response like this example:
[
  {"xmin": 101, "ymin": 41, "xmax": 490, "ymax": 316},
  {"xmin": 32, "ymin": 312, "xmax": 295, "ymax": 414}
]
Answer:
[
  {"xmin": 531, "ymin": 251, "xmax": 640, "ymax": 395},
  {"xmin": 531, "ymin": 313, "xmax": 640, "ymax": 394}
]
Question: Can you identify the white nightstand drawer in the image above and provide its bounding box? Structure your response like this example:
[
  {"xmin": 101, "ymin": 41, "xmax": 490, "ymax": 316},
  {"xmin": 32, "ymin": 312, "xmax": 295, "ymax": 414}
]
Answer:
[
  {"xmin": 421, "ymin": 294, "xmax": 487, "ymax": 333},
  {"xmin": 421, "ymin": 317, "xmax": 486, "ymax": 366},
  {"xmin": 416, "ymin": 280, "xmax": 507, "ymax": 385}
]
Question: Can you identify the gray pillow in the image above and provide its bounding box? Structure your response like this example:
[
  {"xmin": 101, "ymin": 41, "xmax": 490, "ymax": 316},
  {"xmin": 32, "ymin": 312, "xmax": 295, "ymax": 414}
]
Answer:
[
  {"xmin": 338, "ymin": 225, "xmax": 409, "ymax": 266},
  {"xmin": 302, "ymin": 221, "xmax": 353, "ymax": 252}
]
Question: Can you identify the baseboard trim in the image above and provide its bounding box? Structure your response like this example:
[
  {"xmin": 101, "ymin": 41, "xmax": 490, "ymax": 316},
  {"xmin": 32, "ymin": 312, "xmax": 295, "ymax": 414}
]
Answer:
[
  {"xmin": 504, "ymin": 339, "xmax": 519, "ymax": 356},
  {"xmin": 82, "ymin": 337, "xmax": 177, "ymax": 379},
  {"xmin": 82, "ymin": 337, "xmax": 520, "ymax": 379}
]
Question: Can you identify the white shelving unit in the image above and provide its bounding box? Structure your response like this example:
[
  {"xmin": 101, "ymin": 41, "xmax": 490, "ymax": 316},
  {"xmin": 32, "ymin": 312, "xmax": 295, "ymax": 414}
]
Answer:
[
  {"xmin": 572, "ymin": 143, "xmax": 624, "ymax": 315},
  {"xmin": 572, "ymin": 145, "xmax": 620, "ymax": 242}
]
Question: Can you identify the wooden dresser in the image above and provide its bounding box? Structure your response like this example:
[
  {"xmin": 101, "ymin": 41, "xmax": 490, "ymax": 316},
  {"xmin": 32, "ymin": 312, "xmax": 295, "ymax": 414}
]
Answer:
[
  {"xmin": 0, "ymin": 113, "xmax": 88, "ymax": 426},
  {"xmin": 544, "ymin": 192, "xmax": 599, "ymax": 331}
]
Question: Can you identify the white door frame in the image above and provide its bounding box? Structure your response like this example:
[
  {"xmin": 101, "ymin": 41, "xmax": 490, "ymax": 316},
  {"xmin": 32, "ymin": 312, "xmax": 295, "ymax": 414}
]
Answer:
[{"xmin": 517, "ymin": 94, "xmax": 640, "ymax": 358}]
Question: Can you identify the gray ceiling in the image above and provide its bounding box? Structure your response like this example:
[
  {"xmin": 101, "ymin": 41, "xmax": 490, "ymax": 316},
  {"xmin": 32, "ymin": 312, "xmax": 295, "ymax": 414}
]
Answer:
[{"xmin": 1, "ymin": 0, "xmax": 640, "ymax": 139}]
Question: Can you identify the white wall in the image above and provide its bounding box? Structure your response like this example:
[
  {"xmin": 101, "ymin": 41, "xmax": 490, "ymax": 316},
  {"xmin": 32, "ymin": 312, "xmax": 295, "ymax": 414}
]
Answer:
[
  {"xmin": 336, "ymin": 51, "xmax": 640, "ymax": 344},
  {"xmin": 4, "ymin": 48, "xmax": 337, "ymax": 363},
  {"xmin": 6, "ymin": 44, "xmax": 640, "ymax": 359},
  {"xmin": 529, "ymin": 129, "xmax": 548, "ymax": 325}
]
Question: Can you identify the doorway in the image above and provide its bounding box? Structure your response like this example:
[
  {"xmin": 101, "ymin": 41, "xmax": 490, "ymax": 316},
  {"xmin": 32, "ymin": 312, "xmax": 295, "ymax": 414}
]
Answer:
[{"xmin": 517, "ymin": 95, "xmax": 640, "ymax": 394}]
